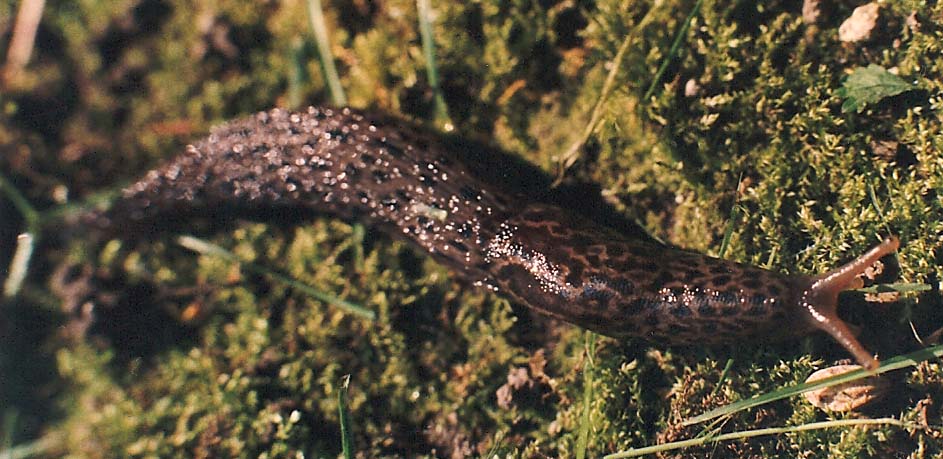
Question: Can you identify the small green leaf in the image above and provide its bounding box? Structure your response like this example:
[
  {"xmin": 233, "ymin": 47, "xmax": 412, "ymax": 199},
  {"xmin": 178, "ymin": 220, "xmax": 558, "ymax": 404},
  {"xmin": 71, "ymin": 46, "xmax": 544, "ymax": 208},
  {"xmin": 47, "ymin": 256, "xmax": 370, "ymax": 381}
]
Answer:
[{"xmin": 839, "ymin": 64, "xmax": 915, "ymax": 113}]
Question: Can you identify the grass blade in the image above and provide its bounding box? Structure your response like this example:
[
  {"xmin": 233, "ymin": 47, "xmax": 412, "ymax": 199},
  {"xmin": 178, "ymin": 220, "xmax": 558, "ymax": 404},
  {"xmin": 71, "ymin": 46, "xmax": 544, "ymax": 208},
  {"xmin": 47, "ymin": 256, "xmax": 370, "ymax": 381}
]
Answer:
[
  {"xmin": 338, "ymin": 375, "xmax": 353, "ymax": 459},
  {"xmin": 643, "ymin": 0, "xmax": 703, "ymax": 101},
  {"xmin": 710, "ymin": 358, "xmax": 735, "ymax": 397},
  {"xmin": 575, "ymin": 332, "xmax": 597, "ymax": 459},
  {"xmin": 717, "ymin": 172, "xmax": 744, "ymax": 259},
  {"xmin": 0, "ymin": 171, "xmax": 39, "ymax": 230},
  {"xmin": 288, "ymin": 38, "xmax": 307, "ymax": 109},
  {"xmin": 605, "ymin": 418, "xmax": 920, "ymax": 458},
  {"xmin": 176, "ymin": 235, "xmax": 375, "ymax": 320},
  {"xmin": 0, "ymin": 171, "xmax": 40, "ymax": 299},
  {"xmin": 416, "ymin": 0, "xmax": 451, "ymax": 128},
  {"xmin": 306, "ymin": 0, "xmax": 347, "ymax": 106},
  {"xmin": 683, "ymin": 343, "xmax": 943, "ymax": 426},
  {"xmin": 555, "ymin": 4, "xmax": 661, "ymax": 182},
  {"xmin": 3, "ymin": 233, "xmax": 34, "ymax": 299},
  {"xmin": 855, "ymin": 282, "xmax": 932, "ymax": 294}
]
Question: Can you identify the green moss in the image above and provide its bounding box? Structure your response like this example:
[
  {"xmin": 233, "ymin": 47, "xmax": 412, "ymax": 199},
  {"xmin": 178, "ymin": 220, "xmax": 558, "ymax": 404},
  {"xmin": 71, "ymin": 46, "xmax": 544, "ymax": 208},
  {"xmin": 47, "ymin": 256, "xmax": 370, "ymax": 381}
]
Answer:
[{"xmin": 2, "ymin": 0, "xmax": 942, "ymax": 457}]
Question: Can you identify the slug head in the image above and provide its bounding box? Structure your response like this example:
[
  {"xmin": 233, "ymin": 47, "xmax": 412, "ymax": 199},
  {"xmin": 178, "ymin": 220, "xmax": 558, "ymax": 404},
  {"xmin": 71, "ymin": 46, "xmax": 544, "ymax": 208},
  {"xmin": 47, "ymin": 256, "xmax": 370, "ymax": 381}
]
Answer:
[{"xmin": 799, "ymin": 236, "xmax": 900, "ymax": 370}]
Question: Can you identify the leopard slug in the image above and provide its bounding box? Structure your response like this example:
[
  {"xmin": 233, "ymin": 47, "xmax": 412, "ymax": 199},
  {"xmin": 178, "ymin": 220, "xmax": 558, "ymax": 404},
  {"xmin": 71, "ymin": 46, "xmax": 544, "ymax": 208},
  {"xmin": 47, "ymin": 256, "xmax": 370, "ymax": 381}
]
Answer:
[{"xmin": 86, "ymin": 106, "xmax": 900, "ymax": 369}]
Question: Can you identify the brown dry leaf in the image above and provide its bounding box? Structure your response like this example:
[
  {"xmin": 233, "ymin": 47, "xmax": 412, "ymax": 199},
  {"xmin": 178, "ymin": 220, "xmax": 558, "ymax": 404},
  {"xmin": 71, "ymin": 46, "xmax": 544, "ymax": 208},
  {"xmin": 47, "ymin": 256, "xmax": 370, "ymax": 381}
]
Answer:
[{"xmin": 804, "ymin": 364, "xmax": 889, "ymax": 412}]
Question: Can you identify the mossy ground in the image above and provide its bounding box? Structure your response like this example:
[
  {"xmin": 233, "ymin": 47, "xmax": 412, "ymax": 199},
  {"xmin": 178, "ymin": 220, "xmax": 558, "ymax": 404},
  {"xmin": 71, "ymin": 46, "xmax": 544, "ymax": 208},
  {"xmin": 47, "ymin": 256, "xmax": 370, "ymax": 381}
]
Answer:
[{"xmin": 1, "ymin": 0, "xmax": 942, "ymax": 457}]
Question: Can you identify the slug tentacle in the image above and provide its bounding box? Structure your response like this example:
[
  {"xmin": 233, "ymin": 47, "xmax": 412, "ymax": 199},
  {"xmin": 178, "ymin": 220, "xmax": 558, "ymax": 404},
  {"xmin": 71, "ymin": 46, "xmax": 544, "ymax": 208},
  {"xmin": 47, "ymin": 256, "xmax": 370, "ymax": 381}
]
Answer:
[
  {"xmin": 800, "ymin": 236, "xmax": 901, "ymax": 370},
  {"xmin": 85, "ymin": 106, "xmax": 902, "ymax": 366}
]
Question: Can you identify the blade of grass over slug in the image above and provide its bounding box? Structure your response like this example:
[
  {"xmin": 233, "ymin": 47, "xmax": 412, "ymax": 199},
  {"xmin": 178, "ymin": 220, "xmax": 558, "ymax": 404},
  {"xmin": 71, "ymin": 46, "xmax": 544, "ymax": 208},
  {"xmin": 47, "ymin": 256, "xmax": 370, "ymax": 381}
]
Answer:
[
  {"xmin": 605, "ymin": 418, "xmax": 923, "ymax": 458},
  {"xmin": 575, "ymin": 332, "xmax": 598, "ymax": 459},
  {"xmin": 555, "ymin": 4, "xmax": 661, "ymax": 183},
  {"xmin": 643, "ymin": 0, "xmax": 703, "ymax": 101},
  {"xmin": 306, "ymin": 0, "xmax": 346, "ymax": 106},
  {"xmin": 338, "ymin": 375, "xmax": 353, "ymax": 459},
  {"xmin": 416, "ymin": 0, "xmax": 451, "ymax": 129},
  {"xmin": 176, "ymin": 235, "xmax": 374, "ymax": 320},
  {"xmin": 717, "ymin": 172, "xmax": 745, "ymax": 259},
  {"xmin": 683, "ymin": 343, "xmax": 943, "ymax": 426}
]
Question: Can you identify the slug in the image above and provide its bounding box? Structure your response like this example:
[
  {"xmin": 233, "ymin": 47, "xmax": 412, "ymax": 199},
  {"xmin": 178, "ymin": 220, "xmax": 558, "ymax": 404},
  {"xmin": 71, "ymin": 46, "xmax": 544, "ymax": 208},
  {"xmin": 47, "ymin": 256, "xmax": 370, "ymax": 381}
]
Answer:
[{"xmin": 85, "ymin": 106, "xmax": 900, "ymax": 369}]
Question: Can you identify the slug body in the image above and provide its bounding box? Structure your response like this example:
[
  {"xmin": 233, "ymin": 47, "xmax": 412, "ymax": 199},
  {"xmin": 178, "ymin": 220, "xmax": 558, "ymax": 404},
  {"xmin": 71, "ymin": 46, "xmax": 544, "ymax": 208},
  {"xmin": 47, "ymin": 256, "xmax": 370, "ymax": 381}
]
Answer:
[{"xmin": 90, "ymin": 106, "xmax": 899, "ymax": 368}]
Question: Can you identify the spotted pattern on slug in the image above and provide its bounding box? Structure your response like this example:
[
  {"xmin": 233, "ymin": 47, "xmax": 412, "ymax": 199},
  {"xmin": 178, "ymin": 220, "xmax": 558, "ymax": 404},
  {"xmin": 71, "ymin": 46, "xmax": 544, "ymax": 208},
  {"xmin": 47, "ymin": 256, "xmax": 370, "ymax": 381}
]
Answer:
[
  {"xmin": 90, "ymin": 106, "xmax": 899, "ymax": 366},
  {"xmin": 482, "ymin": 205, "xmax": 808, "ymax": 343},
  {"xmin": 102, "ymin": 107, "xmax": 513, "ymax": 275}
]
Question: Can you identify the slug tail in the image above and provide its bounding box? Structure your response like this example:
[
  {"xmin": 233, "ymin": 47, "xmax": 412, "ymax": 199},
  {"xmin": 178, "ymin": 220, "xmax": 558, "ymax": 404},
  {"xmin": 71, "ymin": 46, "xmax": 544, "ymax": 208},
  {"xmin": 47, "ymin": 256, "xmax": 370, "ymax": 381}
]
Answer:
[{"xmin": 801, "ymin": 236, "xmax": 901, "ymax": 370}]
